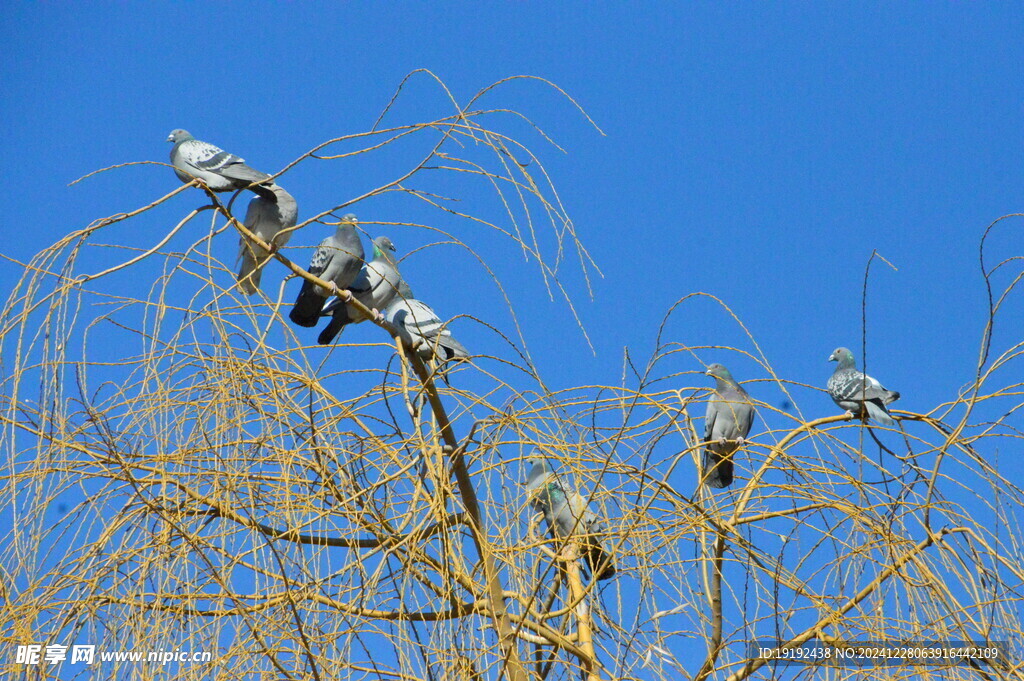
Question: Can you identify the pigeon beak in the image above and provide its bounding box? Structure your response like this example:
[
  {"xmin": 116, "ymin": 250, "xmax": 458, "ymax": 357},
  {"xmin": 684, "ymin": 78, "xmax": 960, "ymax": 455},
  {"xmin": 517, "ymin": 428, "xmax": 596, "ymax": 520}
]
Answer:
[
  {"xmin": 165, "ymin": 134, "xmax": 174, "ymax": 143},
  {"xmin": 828, "ymin": 353, "xmax": 836, "ymax": 362}
]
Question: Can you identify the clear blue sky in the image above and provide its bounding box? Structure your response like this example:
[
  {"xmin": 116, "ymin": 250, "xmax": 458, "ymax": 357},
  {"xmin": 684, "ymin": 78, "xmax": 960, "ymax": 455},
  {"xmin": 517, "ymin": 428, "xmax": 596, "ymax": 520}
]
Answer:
[
  {"xmin": 3, "ymin": 3, "xmax": 1021, "ymax": 404},
  {"xmin": 3, "ymin": 3, "xmax": 1023, "ymax": 677}
]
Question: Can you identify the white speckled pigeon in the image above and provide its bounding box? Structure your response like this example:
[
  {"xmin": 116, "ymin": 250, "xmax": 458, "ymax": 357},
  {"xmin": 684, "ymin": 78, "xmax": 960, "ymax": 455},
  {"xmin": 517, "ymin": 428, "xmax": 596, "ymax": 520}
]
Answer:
[
  {"xmin": 288, "ymin": 215, "xmax": 365, "ymax": 327},
  {"xmin": 384, "ymin": 281, "xmax": 469, "ymax": 365},
  {"xmin": 236, "ymin": 184, "xmax": 298, "ymax": 295},
  {"xmin": 827, "ymin": 347, "xmax": 900, "ymax": 426},
  {"xmin": 525, "ymin": 457, "xmax": 615, "ymax": 581},
  {"xmin": 166, "ymin": 129, "xmax": 272, "ymax": 197},
  {"xmin": 318, "ymin": 236, "xmax": 401, "ymax": 345},
  {"xmin": 702, "ymin": 363, "xmax": 756, "ymax": 489}
]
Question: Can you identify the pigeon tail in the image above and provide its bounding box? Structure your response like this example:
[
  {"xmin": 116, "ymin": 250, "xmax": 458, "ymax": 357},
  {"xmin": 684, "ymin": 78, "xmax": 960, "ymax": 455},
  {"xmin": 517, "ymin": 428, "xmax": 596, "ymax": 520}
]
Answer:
[
  {"xmin": 249, "ymin": 183, "xmax": 278, "ymax": 201},
  {"xmin": 427, "ymin": 345, "xmax": 470, "ymax": 386},
  {"xmin": 586, "ymin": 543, "xmax": 616, "ymax": 581},
  {"xmin": 437, "ymin": 335, "xmax": 470, "ymax": 361},
  {"xmin": 318, "ymin": 308, "xmax": 353, "ymax": 345},
  {"xmin": 237, "ymin": 252, "xmax": 262, "ymax": 295},
  {"xmin": 702, "ymin": 449, "xmax": 734, "ymax": 488},
  {"xmin": 218, "ymin": 161, "xmax": 272, "ymax": 186},
  {"xmin": 289, "ymin": 284, "xmax": 326, "ymax": 327},
  {"xmin": 864, "ymin": 401, "xmax": 896, "ymax": 427}
]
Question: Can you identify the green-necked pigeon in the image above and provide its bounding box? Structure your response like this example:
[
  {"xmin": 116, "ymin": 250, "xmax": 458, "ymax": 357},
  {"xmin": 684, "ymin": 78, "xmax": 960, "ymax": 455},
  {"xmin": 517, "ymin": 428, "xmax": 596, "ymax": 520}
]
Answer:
[
  {"xmin": 318, "ymin": 236, "xmax": 401, "ymax": 344},
  {"xmin": 525, "ymin": 457, "xmax": 615, "ymax": 581}
]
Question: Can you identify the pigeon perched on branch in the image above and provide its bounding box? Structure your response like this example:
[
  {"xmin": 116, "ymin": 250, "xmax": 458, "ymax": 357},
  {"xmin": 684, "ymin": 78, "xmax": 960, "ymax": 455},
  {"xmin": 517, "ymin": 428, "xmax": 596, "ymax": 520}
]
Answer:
[
  {"xmin": 384, "ymin": 280, "xmax": 469, "ymax": 366},
  {"xmin": 167, "ymin": 129, "xmax": 273, "ymax": 197},
  {"xmin": 702, "ymin": 363, "xmax": 756, "ymax": 489},
  {"xmin": 236, "ymin": 184, "xmax": 298, "ymax": 295},
  {"xmin": 318, "ymin": 236, "xmax": 401, "ymax": 345},
  {"xmin": 288, "ymin": 215, "xmax": 365, "ymax": 327},
  {"xmin": 525, "ymin": 457, "xmax": 615, "ymax": 581},
  {"xmin": 827, "ymin": 347, "xmax": 900, "ymax": 426}
]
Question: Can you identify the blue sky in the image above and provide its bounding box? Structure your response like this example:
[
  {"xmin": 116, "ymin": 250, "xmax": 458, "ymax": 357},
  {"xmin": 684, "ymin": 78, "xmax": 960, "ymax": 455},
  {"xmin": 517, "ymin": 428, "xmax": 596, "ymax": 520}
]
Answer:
[
  {"xmin": 3, "ymin": 3, "xmax": 1023, "ymax": 678},
  {"xmin": 4, "ymin": 3, "xmax": 1022, "ymax": 404}
]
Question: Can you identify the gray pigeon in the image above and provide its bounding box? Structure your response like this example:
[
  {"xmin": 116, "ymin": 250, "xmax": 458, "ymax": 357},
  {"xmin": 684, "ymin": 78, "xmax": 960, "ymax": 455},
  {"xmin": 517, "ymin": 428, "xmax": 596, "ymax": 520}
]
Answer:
[
  {"xmin": 236, "ymin": 184, "xmax": 298, "ymax": 295},
  {"xmin": 288, "ymin": 215, "xmax": 365, "ymax": 327},
  {"xmin": 318, "ymin": 236, "xmax": 401, "ymax": 345},
  {"xmin": 525, "ymin": 457, "xmax": 615, "ymax": 581},
  {"xmin": 384, "ymin": 281, "xmax": 469, "ymax": 365},
  {"xmin": 702, "ymin": 363, "xmax": 756, "ymax": 489},
  {"xmin": 166, "ymin": 129, "xmax": 273, "ymax": 197},
  {"xmin": 827, "ymin": 347, "xmax": 900, "ymax": 426}
]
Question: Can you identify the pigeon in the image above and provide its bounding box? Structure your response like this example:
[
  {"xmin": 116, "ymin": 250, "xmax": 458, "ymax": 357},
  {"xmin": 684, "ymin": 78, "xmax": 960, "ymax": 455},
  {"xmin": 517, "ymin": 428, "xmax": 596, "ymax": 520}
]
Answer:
[
  {"xmin": 384, "ymin": 280, "xmax": 470, "ymax": 366},
  {"xmin": 318, "ymin": 236, "xmax": 401, "ymax": 345},
  {"xmin": 702, "ymin": 363, "xmax": 756, "ymax": 489},
  {"xmin": 525, "ymin": 457, "xmax": 615, "ymax": 581},
  {"xmin": 166, "ymin": 129, "xmax": 273, "ymax": 197},
  {"xmin": 288, "ymin": 215, "xmax": 365, "ymax": 327},
  {"xmin": 236, "ymin": 184, "xmax": 298, "ymax": 295},
  {"xmin": 827, "ymin": 347, "xmax": 900, "ymax": 426}
]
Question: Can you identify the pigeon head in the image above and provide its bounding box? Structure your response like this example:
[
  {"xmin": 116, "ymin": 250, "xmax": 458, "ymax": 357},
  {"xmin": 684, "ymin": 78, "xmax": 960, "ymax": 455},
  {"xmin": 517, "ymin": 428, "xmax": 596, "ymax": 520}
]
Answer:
[
  {"xmin": 341, "ymin": 213, "xmax": 358, "ymax": 224},
  {"xmin": 706, "ymin": 363, "xmax": 734, "ymax": 382},
  {"xmin": 524, "ymin": 454, "xmax": 552, "ymax": 485},
  {"xmin": 373, "ymin": 236, "xmax": 397, "ymax": 257},
  {"xmin": 166, "ymin": 129, "xmax": 193, "ymax": 144},
  {"xmin": 829, "ymin": 347, "xmax": 856, "ymax": 368}
]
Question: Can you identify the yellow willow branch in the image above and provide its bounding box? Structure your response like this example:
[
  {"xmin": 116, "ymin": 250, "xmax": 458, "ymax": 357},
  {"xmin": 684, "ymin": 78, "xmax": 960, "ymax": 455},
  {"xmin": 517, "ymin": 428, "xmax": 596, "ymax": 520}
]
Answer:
[{"xmin": 726, "ymin": 526, "xmax": 967, "ymax": 681}]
